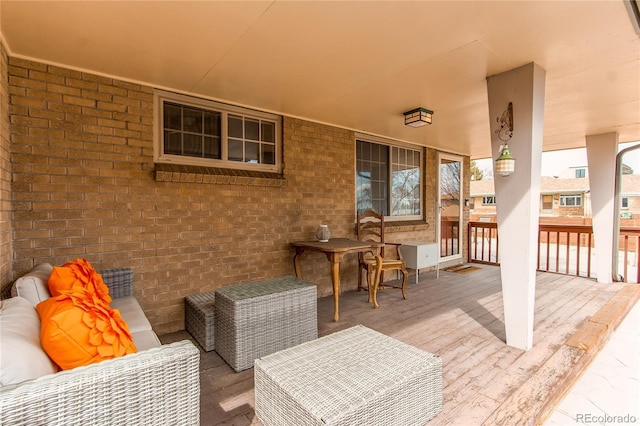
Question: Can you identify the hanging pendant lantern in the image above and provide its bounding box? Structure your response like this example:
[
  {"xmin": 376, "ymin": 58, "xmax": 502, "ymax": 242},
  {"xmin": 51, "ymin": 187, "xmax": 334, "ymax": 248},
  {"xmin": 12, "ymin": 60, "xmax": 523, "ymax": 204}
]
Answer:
[
  {"xmin": 494, "ymin": 102, "xmax": 515, "ymax": 177},
  {"xmin": 495, "ymin": 144, "xmax": 515, "ymax": 177}
]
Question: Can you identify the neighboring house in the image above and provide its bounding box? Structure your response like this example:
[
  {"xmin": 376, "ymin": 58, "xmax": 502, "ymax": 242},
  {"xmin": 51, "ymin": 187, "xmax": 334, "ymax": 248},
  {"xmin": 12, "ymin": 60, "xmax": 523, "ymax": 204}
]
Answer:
[
  {"xmin": 555, "ymin": 165, "xmax": 589, "ymax": 179},
  {"xmin": 555, "ymin": 164, "xmax": 634, "ymax": 179},
  {"xmin": 470, "ymin": 170, "xmax": 640, "ymax": 224},
  {"xmin": 620, "ymin": 174, "xmax": 640, "ymax": 222}
]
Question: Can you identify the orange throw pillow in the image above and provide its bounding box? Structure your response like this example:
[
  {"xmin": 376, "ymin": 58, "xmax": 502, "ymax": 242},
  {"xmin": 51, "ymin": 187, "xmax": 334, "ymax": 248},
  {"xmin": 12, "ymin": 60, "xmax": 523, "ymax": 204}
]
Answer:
[
  {"xmin": 48, "ymin": 258, "xmax": 112, "ymax": 304},
  {"xmin": 36, "ymin": 289, "xmax": 137, "ymax": 370}
]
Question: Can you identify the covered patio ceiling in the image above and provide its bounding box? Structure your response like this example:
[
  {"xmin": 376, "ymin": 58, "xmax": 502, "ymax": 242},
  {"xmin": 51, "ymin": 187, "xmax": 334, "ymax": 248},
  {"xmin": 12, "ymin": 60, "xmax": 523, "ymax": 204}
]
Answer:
[{"xmin": 1, "ymin": 0, "xmax": 639, "ymax": 160}]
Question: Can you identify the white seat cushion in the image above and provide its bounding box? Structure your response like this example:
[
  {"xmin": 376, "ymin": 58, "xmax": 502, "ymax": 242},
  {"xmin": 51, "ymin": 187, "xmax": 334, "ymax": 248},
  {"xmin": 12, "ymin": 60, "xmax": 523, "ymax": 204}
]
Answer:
[
  {"xmin": 11, "ymin": 263, "xmax": 53, "ymax": 306},
  {"xmin": 0, "ymin": 297, "xmax": 58, "ymax": 386},
  {"xmin": 131, "ymin": 330, "xmax": 162, "ymax": 351},
  {"xmin": 110, "ymin": 296, "xmax": 152, "ymax": 333}
]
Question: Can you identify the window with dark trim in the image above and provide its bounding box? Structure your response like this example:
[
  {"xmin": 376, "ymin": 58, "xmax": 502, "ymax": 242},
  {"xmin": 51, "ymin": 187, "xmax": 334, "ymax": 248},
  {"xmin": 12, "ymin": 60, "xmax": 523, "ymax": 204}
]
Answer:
[{"xmin": 356, "ymin": 139, "xmax": 422, "ymax": 219}]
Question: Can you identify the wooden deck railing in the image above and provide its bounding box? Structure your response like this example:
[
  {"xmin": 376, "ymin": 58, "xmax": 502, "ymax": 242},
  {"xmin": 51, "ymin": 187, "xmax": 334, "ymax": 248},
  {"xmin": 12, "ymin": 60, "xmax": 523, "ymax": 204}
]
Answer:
[
  {"xmin": 467, "ymin": 221, "xmax": 498, "ymax": 265},
  {"xmin": 440, "ymin": 219, "xmax": 460, "ymax": 257},
  {"xmin": 467, "ymin": 221, "xmax": 640, "ymax": 283},
  {"xmin": 537, "ymin": 224, "xmax": 594, "ymax": 277},
  {"xmin": 619, "ymin": 227, "xmax": 640, "ymax": 283}
]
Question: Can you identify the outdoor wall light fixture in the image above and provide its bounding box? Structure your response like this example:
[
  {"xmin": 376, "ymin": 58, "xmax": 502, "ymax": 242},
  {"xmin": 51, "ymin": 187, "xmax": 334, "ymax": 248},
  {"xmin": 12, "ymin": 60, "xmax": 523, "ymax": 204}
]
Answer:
[
  {"xmin": 403, "ymin": 107, "xmax": 434, "ymax": 127},
  {"xmin": 495, "ymin": 102, "xmax": 515, "ymax": 177},
  {"xmin": 495, "ymin": 144, "xmax": 515, "ymax": 177}
]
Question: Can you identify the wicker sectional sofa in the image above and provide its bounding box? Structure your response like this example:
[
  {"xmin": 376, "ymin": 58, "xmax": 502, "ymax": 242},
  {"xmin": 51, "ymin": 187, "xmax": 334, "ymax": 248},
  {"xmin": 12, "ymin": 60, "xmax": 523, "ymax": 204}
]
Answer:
[{"xmin": 0, "ymin": 264, "xmax": 200, "ymax": 426}]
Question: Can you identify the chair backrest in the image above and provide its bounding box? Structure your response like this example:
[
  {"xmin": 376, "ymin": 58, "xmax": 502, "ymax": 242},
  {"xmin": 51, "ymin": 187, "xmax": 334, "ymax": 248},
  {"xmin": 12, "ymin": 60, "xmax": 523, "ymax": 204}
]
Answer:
[{"xmin": 357, "ymin": 210, "xmax": 385, "ymax": 246}]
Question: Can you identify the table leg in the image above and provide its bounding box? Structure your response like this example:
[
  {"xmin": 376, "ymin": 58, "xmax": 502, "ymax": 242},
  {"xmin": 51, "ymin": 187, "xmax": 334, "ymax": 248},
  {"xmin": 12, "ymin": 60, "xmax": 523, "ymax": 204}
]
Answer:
[
  {"xmin": 368, "ymin": 254, "xmax": 383, "ymax": 309},
  {"xmin": 326, "ymin": 252, "xmax": 342, "ymax": 322},
  {"xmin": 293, "ymin": 248, "xmax": 304, "ymax": 278}
]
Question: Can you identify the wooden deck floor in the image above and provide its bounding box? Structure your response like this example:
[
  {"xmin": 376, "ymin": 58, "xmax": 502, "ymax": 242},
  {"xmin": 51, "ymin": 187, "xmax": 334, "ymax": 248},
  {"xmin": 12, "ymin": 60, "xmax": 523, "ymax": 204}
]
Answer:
[{"xmin": 160, "ymin": 265, "xmax": 639, "ymax": 426}]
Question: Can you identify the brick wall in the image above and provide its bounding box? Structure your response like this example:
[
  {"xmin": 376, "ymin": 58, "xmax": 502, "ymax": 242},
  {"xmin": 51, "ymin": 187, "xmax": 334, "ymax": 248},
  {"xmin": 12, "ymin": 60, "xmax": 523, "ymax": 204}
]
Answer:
[
  {"xmin": 5, "ymin": 56, "xmax": 452, "ymax": 333},
  {"xmin": 553, "ymin": 193, "xmax": 585, "ymax": 217},
  {"xmin": 0, "ymin": 41, "xmax": 11, "ymax": 288},
  {"xmin": 470, "ymin": 198, "xmax": 496, "ymax": 217},
  {"xmin": 623, "ymin": 196, "xmax": 640, "ymax": 224}
]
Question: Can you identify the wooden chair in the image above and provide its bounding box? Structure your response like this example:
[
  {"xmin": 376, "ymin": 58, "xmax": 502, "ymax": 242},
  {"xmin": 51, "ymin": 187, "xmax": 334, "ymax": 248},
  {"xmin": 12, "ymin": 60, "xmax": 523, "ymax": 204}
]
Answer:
[{"xmin": 356, "ymin": 210, "xmax": 409, "ymax": 308}]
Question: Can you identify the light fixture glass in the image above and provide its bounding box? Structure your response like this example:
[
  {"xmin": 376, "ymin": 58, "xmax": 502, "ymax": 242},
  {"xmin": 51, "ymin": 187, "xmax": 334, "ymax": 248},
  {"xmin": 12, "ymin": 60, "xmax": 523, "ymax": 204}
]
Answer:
[
  {"xmin": 495, "ymin": 144, "xmax": 515, "ymax": 177},
  {"xmin": 403, "ymin": 107, "xmax": 433, "ymax": 127}
]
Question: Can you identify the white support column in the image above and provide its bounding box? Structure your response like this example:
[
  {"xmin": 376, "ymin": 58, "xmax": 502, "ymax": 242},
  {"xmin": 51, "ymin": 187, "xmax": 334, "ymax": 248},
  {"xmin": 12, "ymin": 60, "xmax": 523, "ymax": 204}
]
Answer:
[
  {"xmin": 586, "ymin": 133, "xmax": 619, "ymax": 284},
  {"xmin": 487, "ymin": 63, "xmax": 545, "ymax": 351}
]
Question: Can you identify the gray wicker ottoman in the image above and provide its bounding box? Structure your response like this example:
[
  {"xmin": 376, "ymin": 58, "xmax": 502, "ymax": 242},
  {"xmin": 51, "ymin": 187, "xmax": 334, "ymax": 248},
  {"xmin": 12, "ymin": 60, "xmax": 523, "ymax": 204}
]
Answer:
[
  {"xmin": 254, "ymin": 325, "xmax": 442, "ymax": 426},
  {"xmin": 185, "ymin": 291, "xmax": 216, "ymax": 351},
  {"xmin": 214, "ymin": 276, "xmax": 317, "ymax": 372}
]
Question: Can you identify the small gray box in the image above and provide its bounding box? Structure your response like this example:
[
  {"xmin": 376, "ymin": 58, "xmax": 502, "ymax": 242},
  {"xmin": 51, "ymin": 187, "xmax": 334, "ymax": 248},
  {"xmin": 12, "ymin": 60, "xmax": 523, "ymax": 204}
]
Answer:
[
  {"xmin": 255, "ymin": 325, "xmax": 443, "ymax": 426},
  {"xmin": 215, "ymin": 276, "xmax": 318, "ymax": 372},
  {"xmin": 185, "ymin": 291, "xmax": 216, "ymax": 351}
]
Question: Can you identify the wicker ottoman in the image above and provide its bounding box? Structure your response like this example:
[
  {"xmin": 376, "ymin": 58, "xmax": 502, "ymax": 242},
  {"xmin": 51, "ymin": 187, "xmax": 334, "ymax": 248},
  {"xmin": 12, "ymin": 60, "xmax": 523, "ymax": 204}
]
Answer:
[
  {"xmin": 185, "ymin": 291, "xmax": 216, "ymax": 351},
  {"xmin": 214, "ymin": 276, "xmax": 317, "ymax": 372},
  {"xmin": 254, "ymin": 325, "xmax": 442, "ymax": 426}
]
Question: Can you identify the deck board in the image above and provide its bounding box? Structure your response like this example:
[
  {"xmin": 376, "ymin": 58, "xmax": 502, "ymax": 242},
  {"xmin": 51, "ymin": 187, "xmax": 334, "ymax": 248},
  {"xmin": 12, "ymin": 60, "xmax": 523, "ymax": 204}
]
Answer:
[{"xmin": 160, "ymin": 265, "xmax": 638, "ymax": 426}]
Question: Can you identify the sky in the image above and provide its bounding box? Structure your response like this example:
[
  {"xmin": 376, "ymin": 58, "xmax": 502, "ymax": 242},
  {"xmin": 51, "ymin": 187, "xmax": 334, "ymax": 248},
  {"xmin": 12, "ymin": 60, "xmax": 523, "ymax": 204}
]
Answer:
[{"xmin": 475, "ymin": 141, "xmax": 640, "ymax": 177}]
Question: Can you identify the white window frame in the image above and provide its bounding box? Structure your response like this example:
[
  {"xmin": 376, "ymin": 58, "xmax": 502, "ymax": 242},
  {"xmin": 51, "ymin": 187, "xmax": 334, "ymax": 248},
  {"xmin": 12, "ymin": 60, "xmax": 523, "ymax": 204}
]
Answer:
[
  {"xmin": 153, "ymin": 90, "xmax": 282, "ymax": 173},
  {"xmin": 621, "ymin": 196, "xmax": 629, "ymax": 209},
  {"xmin": 355, "ymin": 134, "xmax": 423, "ymax": 221},
  {"xmin": 560, "ymin": 194, "xmax": 582, "ymax": 207}
]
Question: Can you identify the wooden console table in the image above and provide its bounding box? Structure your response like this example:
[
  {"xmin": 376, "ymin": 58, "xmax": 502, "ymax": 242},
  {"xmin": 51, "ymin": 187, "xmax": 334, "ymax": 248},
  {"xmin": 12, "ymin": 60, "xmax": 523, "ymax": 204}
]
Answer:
[{"xmin": 290, "ymin": 238, "xmax": 382, "ymax": 321}]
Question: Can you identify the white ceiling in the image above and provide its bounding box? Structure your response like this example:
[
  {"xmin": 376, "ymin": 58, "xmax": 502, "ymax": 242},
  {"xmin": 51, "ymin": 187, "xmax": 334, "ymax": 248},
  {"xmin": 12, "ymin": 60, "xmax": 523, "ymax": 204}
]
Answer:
[{"xmin": 1, "ymin": 1, "xmax": 639, "ymax": 159}]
